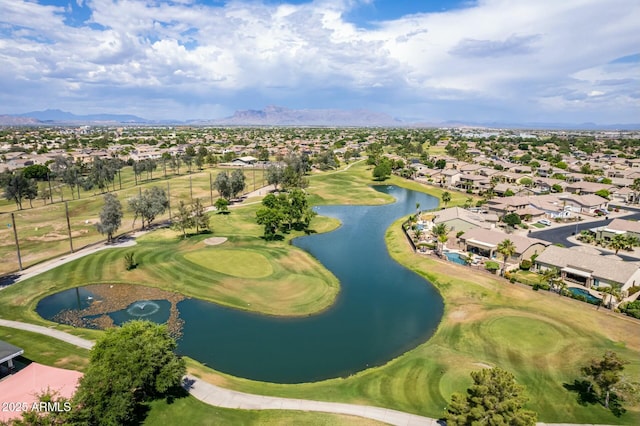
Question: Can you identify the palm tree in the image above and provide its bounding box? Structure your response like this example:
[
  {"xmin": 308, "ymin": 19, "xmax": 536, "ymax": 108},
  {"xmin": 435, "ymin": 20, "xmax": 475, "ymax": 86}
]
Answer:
[
  {"xmin": 496, "ymin": 239, "xmax": 517, "ymax": 277},
  {"xmin": 432, "ymin": 223, "xmax": 449, "ymax": 254},
  {"xmin": 541, "ymin": 267, "xmax": 562, "ymax": 292},
  {"xmin": 438, "ymin": 234, "xmax": 449, "ymax": 253},
  {"xmin": 441, "ymin": 191, "xmax": 451, "ymax": 207},
  {"xmin": 624, "ymin": 234, "xmax": 639, "ymax": 252},
  {"xmin": 609, "ymin": 234, "xmax": 627, "ymax": 255},
  {"xmin": 464, "ymin": 197, "xmax": 473, "ymax": 209},
  {"xmin": 599, "ymin": 286, "xmax": 622, "ymax": 309}
]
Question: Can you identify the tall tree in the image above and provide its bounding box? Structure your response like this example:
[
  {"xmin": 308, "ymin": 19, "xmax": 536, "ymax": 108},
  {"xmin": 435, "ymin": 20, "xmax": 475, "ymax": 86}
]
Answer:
[
  {"xmin": 230, "ymin": 169, "xmax": 246, "ymax": 199},
  {"xmin": 171, "ymin": 200, "xmax": 194, "ymax": 238},
  {"xmin": 581, "ymin": 351, "xmax": 627, "ymax": 409},
  {"xmin": 128, "ymin": 186, "xmax": 169, "ymax": 230},
  {"xmin": 445, "ymin": 367, "xmax": 537, "ymax": 426},
  {"xmin": 497, "ymin": 239, "xmax": 517, "ymax": 276},
  {"xmin": 256, "ymin": 206, "xmax": 282, "ymax": 240},
  {"xmin": 192, "ymin": 198, "xmax": 209, "ymax": 234},
  {"xmin": 88, "ymin": 156, "xmax": 116, "ymax": 193},
  {"xmin": 213, "ymin": 171, "xmax": 232, "ymax": 200},
  {"xmin": 96, "ymin": 193, "xmax": 123, "ymax": 243},
  {"xmin": 69, "ymin": 321, "xmax": 185, "ymax": 425},
  {"xmin": 0, "ymin": 170, "xmax": 36, "ymax": 210},
  {"xmin": 266, "ymin": 164, "xmax": 284, "ymax": 190}
]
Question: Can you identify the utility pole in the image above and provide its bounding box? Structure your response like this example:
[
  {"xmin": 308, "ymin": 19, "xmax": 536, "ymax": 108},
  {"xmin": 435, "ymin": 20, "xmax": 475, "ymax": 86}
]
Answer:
[
  {"xmin": 47, "ymin": 173, "xmax": 54, "ymax": 204},
  {"xmin": 167, "ymin": 181, "xmax": 172, "ymax": 221},
  {"xmin": 10, "ymin": 213, "xmax": 23, "ymax": 271},
  {"xmin": 65, "ymin": 201, "xmax": 74, "ymax": 253}
]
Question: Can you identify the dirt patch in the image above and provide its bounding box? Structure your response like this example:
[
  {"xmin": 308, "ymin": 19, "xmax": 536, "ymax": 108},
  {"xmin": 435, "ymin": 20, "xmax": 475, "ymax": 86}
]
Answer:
[
  {"xmin": 204, "ymin": 237, "xmax": 228, "ymax": 246},
  {"xmin": 27, "ymin": 229, "xmax": 89, "ymax": 242},
  {"xmin": 53, "ymin": 284, "xmax": 186, "ymax": 339},
  {"xmin": 448, "ymin": 310, "xmax": 468, "ymax": 321}
]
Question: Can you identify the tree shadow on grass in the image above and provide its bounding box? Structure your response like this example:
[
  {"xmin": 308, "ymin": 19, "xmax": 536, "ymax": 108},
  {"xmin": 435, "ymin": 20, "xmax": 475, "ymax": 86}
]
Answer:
[
  {"xmin": 563, "ymin": 379, "xmax": 598, "ymax": 405},
  {"xmin": 260, "ymin": 235, "xmax": 284, "ymax": 242},
  {"xmin": 608, "ymin": 393, "xmax": 627, "ymax": 418},
  {"xmin": 563, "ymin": 381, "xmax": 627, "ymax": 417},
  {"xmin": 163, "ymin": 384, "xmax": 190, "ymax": 405}
]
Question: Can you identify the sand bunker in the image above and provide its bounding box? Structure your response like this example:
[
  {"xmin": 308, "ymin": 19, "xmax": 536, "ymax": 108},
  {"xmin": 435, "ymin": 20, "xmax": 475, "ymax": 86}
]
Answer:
[{"xmin": 204, "ymin": 237, "xmax": 228, "ymax": 246}]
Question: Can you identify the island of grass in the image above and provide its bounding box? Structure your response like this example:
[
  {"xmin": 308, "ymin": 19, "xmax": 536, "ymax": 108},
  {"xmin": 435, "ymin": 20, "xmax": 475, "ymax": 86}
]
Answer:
[{"xmin": 0, "ymin": 161, "xmax": 638, "ymax": 425}]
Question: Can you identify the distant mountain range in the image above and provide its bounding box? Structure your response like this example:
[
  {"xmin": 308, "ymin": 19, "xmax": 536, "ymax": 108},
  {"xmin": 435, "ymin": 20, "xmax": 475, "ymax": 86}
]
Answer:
[
  {"xmin": 1, "ymin": 107, "xmax": 639, "ymax": 130},
  {"xmin": 9, "ymin": 109, "xmax": 149, "ymax": 123},
  {"xmin": 197, "ymin": 105, "xmax": 403, "ymax": 127}
]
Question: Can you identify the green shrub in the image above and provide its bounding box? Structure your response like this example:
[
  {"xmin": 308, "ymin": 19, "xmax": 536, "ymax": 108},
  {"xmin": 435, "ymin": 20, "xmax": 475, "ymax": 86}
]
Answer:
[
  {"xmin": 628, "ymin": 286, "xmax": 640, "ymax": 296},
  {"xmin": 620, "ymin": 300, "xmax": 640, "ymax": 319},
  {"xmin": 537, "ymin": 282, "xmax": 550, "ymax": 291},
  {"xmin": 124, "ymin": 252, "xmax": 137, "ymax": 271},
  {"xmin": 520, "ymin": 259, "xmax": 532, "ymax": 270},
  {"xmin": 485, "ymin": 261, "xmax": 500, "ymax": 272}
]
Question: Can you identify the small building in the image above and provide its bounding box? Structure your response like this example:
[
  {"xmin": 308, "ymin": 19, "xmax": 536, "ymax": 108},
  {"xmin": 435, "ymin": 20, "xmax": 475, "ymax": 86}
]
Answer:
[{"xmin": 230, "ymin": 156, "xmax": 258, "ymax": 167}]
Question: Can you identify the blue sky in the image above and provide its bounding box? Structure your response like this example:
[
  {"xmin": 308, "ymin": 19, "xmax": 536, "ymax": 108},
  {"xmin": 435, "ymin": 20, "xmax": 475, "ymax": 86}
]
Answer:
[{"xmin": 0, "ymin": 0, "xmax": 638, "ymax": 123}]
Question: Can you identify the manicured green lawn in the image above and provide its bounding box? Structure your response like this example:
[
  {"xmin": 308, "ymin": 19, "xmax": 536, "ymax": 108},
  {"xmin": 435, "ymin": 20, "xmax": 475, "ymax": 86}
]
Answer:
[{"xmin": 185, "ymin": 248, "xmax": 274, "ymax": 279}]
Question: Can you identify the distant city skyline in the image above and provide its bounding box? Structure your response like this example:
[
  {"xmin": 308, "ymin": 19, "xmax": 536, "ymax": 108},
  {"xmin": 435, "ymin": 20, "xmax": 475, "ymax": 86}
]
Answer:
[{"xmin": 1, "ymin": 0, "xmax": 638, "ymax": 123}]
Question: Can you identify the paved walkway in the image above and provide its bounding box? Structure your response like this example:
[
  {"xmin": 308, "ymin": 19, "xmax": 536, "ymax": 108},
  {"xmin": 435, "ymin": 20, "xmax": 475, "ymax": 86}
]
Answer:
[{"xmin": 0, "ymin": 319, "xmax": 438, "ymax": 425}]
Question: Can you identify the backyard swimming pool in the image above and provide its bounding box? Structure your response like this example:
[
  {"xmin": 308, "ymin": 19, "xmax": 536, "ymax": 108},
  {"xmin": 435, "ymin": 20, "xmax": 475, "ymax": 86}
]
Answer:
[
  {"xmin": 567, "ymin": 286, "xmax": 602, "ymax": 305},
  {"xmin": 445, "ymin": 252, "xmax": 468, "ymax": 265}
]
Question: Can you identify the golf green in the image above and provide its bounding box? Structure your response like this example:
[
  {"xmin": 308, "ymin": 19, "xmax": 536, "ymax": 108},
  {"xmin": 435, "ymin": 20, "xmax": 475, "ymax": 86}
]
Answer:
[{"xmin": 184, "ymin": 249, "xmax": 274, "ymax": 279}]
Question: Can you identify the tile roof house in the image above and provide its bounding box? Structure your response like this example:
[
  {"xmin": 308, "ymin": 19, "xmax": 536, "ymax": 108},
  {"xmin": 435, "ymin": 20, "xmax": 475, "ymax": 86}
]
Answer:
[
  {"xmin": 534, "ymin": 245, "xmax": 640, "ymax": 294},
  {"xmin": 459, "ymin": 228, "xmax": 549, "ymax": 265},
  {"xmin": 431, "ymin": 207, "xmax": 496, "ymax": 233},
  {"xmin": 593, "ymin": 218, "xmax": 640, "ymax": 241}
]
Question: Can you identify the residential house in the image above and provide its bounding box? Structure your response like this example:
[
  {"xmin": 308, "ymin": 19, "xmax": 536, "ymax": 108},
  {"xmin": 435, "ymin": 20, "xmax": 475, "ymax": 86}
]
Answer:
[
  {"xmin": 565, "ymin": 181, "xmax": 617, "ymax": 195},
  {"xmin": 593, "ymin": 218, "xmax": 640, "ymax": 241},
  {"xmin": 459, "ymin": 228, "xmax": 549, "ymax": 265},
  {"xmin": 457, "ymin": 173, "xmax": 490, "ymax": 192},
  {"xmin": 534, "ymin": 245, "xmax": 640, "ymax": 295},
  {"xmin": 431, "ymin": 207, "xmax": 496, "ymax": 234}
]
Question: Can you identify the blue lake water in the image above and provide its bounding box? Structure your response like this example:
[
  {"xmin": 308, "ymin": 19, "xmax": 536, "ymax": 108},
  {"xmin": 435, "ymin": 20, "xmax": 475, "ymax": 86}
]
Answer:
[{"xmin": 37, "ymin": 185, "xmax": 444, "ymax": 383}]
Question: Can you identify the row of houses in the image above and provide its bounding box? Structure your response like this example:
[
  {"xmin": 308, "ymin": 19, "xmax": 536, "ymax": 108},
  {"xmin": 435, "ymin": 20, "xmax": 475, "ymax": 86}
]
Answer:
[{"xmin": 428, "ymin": 207, "xmax": 640, "ymax": 296}]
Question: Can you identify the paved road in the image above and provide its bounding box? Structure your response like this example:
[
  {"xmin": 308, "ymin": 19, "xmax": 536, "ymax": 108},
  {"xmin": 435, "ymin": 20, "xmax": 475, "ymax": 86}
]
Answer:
[
  {"xmin": 529, "ymin": 209, "xmax": 640, "ymax": 262},
  {"xmin": 0, "ymin": 318, "xmax": 438, "ymax": 426}
]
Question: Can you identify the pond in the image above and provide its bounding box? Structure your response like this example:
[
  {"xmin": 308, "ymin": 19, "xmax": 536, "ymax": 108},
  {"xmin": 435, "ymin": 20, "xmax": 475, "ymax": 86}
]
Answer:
[{"xmin": 37, "ymin": 185, "xmax": 444, "ymax": 383}]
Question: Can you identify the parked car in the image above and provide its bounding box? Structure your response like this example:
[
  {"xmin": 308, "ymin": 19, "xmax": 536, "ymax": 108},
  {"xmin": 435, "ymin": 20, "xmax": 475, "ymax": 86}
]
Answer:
[
  {"xmin": 537, "ymin": 219, "xmax": 551, "ymax": 226},
  {"xmin": 594, "ymin": 209, "xmax": 607, "ymax": 216}
]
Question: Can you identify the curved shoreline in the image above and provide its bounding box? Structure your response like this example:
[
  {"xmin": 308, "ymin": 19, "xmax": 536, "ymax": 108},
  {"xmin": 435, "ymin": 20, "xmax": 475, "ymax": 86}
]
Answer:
[{"xmin": 0, "ymin": 318, "xmax": 439, "ymax": 426}]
